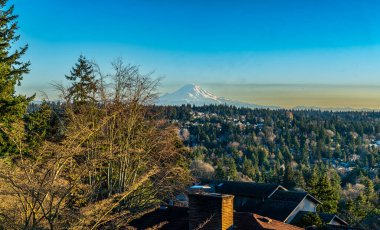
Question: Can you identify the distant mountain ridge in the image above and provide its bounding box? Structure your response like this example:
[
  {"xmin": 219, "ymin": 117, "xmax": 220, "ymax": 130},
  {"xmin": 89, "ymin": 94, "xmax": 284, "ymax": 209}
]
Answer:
[{"xmin": 156, "ymin": 84, "xmax": 277, "ymax": 109}]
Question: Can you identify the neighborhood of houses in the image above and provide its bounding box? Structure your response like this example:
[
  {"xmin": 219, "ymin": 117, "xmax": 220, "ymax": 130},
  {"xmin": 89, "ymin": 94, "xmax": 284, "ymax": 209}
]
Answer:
[
  {"xmin": 177, "ymin": 110, "xmax": 380, "ymax": 177},
  {"xmin": 129, "ymin": 180, "xmax": 357, "ymax": 230}
]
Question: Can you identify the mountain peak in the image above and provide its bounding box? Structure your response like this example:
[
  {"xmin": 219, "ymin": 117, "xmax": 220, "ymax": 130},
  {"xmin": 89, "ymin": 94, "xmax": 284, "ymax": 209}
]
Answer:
[
  {"xmin": 156, "ymin": 84, "xmax": 274, "ymax": 109},
  {"xmin": 157, "ymin": 84, "xmax": 221, "ymax": 106}
]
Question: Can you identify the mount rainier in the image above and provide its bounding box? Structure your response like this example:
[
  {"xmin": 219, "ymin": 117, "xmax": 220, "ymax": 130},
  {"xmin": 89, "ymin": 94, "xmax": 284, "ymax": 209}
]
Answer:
[{"xmin": 156, "ymin": 84, "xmax": 277, "ymax": 109}]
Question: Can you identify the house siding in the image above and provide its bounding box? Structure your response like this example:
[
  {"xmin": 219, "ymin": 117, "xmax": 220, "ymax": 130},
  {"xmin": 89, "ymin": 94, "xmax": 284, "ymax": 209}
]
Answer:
[{"xmin": 285, "ymin": 198, "xmax": 318, "ymax": 223}]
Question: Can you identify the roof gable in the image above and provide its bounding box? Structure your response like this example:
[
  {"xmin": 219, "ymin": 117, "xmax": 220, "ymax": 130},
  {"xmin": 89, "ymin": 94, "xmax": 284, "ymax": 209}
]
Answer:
[
  {"xmin": 248, "ymin": 200, "xmax": 301, "ymax": 222},
  {"xmin": 318, "ymin": 212, "xmax": 348, "ymax": 226},
  {"xmin": 214, "ymin": 181, "xmax": 287, "ymax": 199},
  {"xmin": 290, "ymin": 211, "xmax": 348, "ymax": 227},
  {"xmin": 269, "ymin": 190, "xmax": 322, "ymax": 205}
]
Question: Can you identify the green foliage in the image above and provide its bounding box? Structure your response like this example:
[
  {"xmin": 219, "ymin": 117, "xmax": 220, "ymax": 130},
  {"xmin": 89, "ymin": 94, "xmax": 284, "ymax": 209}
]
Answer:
[
  {"xmin": 283, "ymin": 163, "xmax": 296, "ymax": 189},
  {"xmin": 314, "ymin": 174, "xmax": 340, "ymax": 213},
  {"xmin": 155, "ymin": 104, "xmax": 380, "ymax": 229},
  {"xmin": 215, "ymin": 160, "xmax": 226, "ymax": 180},
  {"xmin": 225, "ymin": 157, "xmax": 238, "ymax": 180},
  {"xmin": 25, "ymin": 102, "xmax": 52, "ymax": 151},
  {"xmin": 295, "ymin": 212, "xmax": 323, "ymax": 228},
  {"xmin": 242, "ymin": 156, "xmax": 255, "ymax": 180},
  {"xmin": 0, "ymin": 0, "xmax": 33, "ymax": 156},
  {"xmin": 65, "ymin": 55, "xmax": 97, "ymax": 103},
  {"xmin": 341, "ymin": 177, "xmax": 379, "ymax": 226}
]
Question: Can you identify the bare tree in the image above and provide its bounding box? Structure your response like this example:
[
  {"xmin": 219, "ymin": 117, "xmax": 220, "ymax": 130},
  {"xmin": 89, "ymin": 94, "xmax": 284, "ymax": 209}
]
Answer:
[{"xmin": 0, "ymin": 59, "xmax": 191, "ymax": 229}]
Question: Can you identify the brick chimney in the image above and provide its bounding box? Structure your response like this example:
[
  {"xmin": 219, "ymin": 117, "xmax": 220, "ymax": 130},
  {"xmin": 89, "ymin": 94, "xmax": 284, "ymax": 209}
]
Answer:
[{"xmin": 188, "ymin": 193, "xmax": 234, "ymax": 230}]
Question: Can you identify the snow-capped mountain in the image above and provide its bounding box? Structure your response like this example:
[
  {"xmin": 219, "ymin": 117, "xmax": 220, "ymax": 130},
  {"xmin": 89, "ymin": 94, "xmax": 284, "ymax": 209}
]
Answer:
[
  {"xmin": 158, "ymin": 84, "xmax": 223, "ymax": 106},
  {"xmin": 157, "ymin": 84, "xmax": 277, "ymax": 108}
]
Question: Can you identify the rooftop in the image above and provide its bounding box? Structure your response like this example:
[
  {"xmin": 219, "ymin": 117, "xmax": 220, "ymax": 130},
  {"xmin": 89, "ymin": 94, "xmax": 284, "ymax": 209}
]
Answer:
[
  {"xmin": 211, "ymin": 180, "xmax": 287, "ymax": 199},
  {"xmin": 128, "ymin": 206, "xmax": 304, "ymax": 230}
]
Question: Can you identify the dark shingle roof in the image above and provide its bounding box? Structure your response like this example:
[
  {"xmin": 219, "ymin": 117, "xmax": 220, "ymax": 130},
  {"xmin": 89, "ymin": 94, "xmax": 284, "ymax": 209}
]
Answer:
[
  {"xmin": 213, "ymin": 181, "xmax": 286, "ymax": 199},
  {"xmin": 248, "ymin": 200, "xmax": 301, "ymax": 222},
  {"xmin": 129, "ymin": 206, "xmax": 304, "ymax": 230},
  {"xmin": 318, "ymin": 212, "xmax": 348, "ymax": 226},
  {"xmin": 270, "ymin": 190, "xmax": 322, "ymax": 204},
  {"xmin": 197, "ymin": 180, "xmax": 321, "ymax": 223}
]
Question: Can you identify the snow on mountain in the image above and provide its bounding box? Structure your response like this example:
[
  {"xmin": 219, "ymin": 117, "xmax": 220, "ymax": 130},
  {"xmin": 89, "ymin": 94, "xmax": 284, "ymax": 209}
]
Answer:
[
  {"xmin": 158, "ymin": 84, "xmax": 223, "ymax": 105},
  {"xmin": 156, "ymin": 84, "xmax": 277, "ymax": 109}
]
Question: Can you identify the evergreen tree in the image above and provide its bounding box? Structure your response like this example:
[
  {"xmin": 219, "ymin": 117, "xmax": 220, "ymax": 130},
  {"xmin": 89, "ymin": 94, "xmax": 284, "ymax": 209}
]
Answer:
[
  {"xmin": 354, "ymin": 192, "xmax": 368, "ymax": 220},
  {"xmin": 294, "ymin": 170, "xmax": 306, "ymax": 188},
  {"xmin": 283, "ymin": 163, "xmax": 296, "ymax": 188},
  {"xmin": 215, "ymin": 161, "xmax": 226, "ymax": 180},
  {"xmin": 307, "ymin": 166, "xmax": 320, "ymax": 195},
  {"xmin": 65, "ymin": 55, "xmax": 97, "ymax": 103},
  {"xmin": 25, "ymin": 102, "xmax": 52, "ymax": 151},
  {"xmin": 0, "ymin": 0, "xmax": 33, "ymax": 156},
  {"xmin": 242, "ymin": 156, "xmax": 255, "ymax": 179},
  {"xmin": 225, "ymin": 158, "xmax": 238, "ymax": 180},
  {"xmin": 363, "ymin": 178, "xmax": 377, "ymax": 203},
  {"xmin": 295, "ymin": 212, "xmax": 323, "ymax": 228},
  {"xmin": 315, "ymin": 174, "xmax": 339, "ymax": 213},
  {"xmin": 301, "ymin": 144, "xmax": 309, "ymax": 166}
]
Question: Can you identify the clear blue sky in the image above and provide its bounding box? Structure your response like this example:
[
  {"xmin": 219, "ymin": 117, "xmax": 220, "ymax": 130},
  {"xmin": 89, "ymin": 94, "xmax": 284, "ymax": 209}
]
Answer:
[{"xmin": 13, "ymin": 0, "xmax": 380, "ymax": 107}]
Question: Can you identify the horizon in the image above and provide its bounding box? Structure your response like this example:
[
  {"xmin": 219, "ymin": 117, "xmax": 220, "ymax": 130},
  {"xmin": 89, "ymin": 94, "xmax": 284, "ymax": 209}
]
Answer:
[
  {"xmin": 158, "ymin": 83, "xmax": 380, "ymax": 110},
  {"xmin": 13, "ymin": 0, "xmax": 380, "ymax": 109}
]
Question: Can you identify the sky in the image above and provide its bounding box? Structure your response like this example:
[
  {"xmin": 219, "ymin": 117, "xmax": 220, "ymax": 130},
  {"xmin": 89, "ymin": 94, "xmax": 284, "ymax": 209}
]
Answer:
[{"xmin": 13, "ymin": 0, "xmax": 380, "ymax": 109}]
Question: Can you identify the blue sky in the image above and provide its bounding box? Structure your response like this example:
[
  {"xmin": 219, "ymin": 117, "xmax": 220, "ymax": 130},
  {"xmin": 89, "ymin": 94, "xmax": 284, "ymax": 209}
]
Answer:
[{"xmin": 13, "ymin": 0, "xmax": 380, "ymax": 107}]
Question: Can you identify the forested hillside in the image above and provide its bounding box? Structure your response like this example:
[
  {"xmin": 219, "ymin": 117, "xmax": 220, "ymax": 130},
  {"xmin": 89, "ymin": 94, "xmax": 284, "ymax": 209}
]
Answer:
[{"xmin": 154, "ymin": 104, "xmax": 380, "ymax": 228}]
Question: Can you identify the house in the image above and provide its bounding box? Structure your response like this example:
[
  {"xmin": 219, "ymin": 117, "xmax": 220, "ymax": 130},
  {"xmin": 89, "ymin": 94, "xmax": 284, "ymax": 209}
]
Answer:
[
  {"xmin": 291, "ymin": 211, "xmax": 348, "ymax": 227},
  {"xmin": 129, "ymin": 192, "xmax": 303, "ymax": 230},
  {"xmin": 195, "ymin": 180, "xmax": 348, "ymax": 227},
  {"xmin": 130, "ymin": 180, "xmax": 353, "ymax": 229},
  {"xmin": 205, "ymin": 180, "xmax": 321, "ymax": 223}
]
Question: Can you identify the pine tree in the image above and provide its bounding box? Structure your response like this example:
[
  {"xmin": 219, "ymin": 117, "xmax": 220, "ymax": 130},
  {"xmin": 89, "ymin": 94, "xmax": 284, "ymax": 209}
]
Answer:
[
  {"xmin": 294, "ymin": 170, "xmax": 306, "ymax": 188},
  {"xmin": 0, "ymin": 0, "xmax": 33, "ymax": 156},
  {"xmin": 315, "ymin": 174, "xmax": 339, "ymax": 213},
  {"xmin": 355, "ymin": 193, "xmax": 368, "ymax": 219},
  {"xmin": 65, "ymin": 55, "xmax": 97, "ymax": 104},
  {"xmin": 296, "ymin": 212, "xmax": 323, "ymax": 228},
  {"xmin": 307, "ymin": 166, "xmax": 319, "ymax": 195},
  {"xmin": 284, "ymin": 163, "xmax": 296, "ymax": 188},
  {"xmin": 225, "ymin": 158, "xmax": 238, "ymax": 180},
  {"xmin": 215, "ymin": 161, "xmax": 226, "ymax": 180},
  {"xmin": 301, "ymin": 144, "xmax": 309, "ymax": 166},
  {"xmin": 25, "ymin": 102, "xmax": 52, "ymax": 151},
  {"xmin": 242, "ymin": 156, "xmax": 255, "ymax": 180},
  {"xmin": 363, "ymin": 178, "xmax": 376, "ymax": 203}
]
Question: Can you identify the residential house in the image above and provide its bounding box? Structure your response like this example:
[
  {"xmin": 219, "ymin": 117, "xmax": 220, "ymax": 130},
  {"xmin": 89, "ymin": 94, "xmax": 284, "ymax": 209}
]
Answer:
[
  {"xmin": 129, "ymin": 192, "xmax": 303, "ymax": 230},
  {"xmin": 196, "ymin": 180, "xmax": 349, "ymax": 227}
]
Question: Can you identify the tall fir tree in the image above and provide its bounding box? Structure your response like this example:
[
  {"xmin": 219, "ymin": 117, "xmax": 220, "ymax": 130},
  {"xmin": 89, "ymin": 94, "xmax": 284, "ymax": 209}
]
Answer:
[
  {"xmin": 25, "ymin": 102, "xmax": 52, "ymax": 152},
  {"xmin": 307, "ymin": 166, "xmax": 320, "ymax": 195},
  {"xmin": 65, "ymin": 55, "xmax": 97, "ymax": 104},
  {"xmin": 0, "ymin": 0, "xmax": 33, "ymax": 156},
  {"xmin": 215, "ymin": 160, "xmax": 226, "ymax": 180},
  {"xmin": 283, "ymin": 163, "xmax": 296, "ymax": 188},
  {"xmin": 315, "ymin": 174, "xmax": 339, "ymax": 213}
]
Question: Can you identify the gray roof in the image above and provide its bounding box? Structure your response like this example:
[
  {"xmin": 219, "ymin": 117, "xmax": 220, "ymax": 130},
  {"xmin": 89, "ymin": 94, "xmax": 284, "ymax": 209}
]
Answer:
[
  {"xmin": 270, "ymin": 190, "xmax": 322, "ymax": 204},
  {"xmin": 212, "ymin": 180, "xmax": 286, "ymax": 199}
]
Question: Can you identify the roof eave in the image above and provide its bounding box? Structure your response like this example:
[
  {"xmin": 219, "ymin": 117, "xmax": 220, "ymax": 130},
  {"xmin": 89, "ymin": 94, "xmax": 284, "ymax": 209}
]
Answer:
[{"xmin": 306, "ymin": 194, "xmax": 322, "ymax": 205}]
